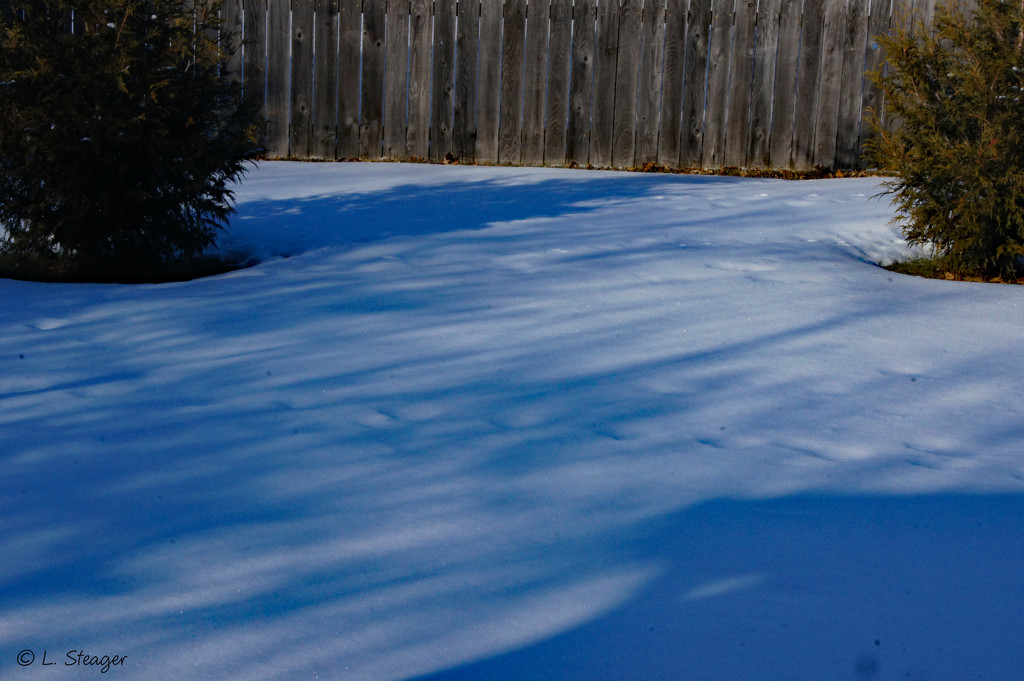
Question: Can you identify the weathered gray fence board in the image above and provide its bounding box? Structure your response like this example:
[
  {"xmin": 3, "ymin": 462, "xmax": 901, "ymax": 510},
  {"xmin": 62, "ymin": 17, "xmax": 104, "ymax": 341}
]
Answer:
[
  {"xmin": 657, "ymin": 0, "xmax": 687, "ymax": 166},
  {"xmin": 590, "ymin": 0, "xmax": 620, "ymax": 168},
  {"xmin": 430, "ymin": 0, "xmax": 456, "ymax": 162},
  {"xmin": 522, "ymin": 0, "xmax": 551, "ymax": 165},
  {"xmin": 476, "ymin": 1, "xmax": 504, "ymax": 162},
  {"xmin": 336, "ymin": 0, "xmax": 362, "ymax": 159},
  {"xmin": 290, "ymin": 1, "xmax": 315, "ymax": 159},
  {"xmin": 454, "ymin": 0, "xmax": 481, "ymax": 162},
  {"xmin": 793, "ymin": 0, "xmax": 825, "ymax": 169},
  {"xmin": 768, "ymin": 0, "xmax": 801, "ymax": 168},
  {"xmin": 222, "ymin": 0, "xmax": 244, "ymax": 90},
  {"xmin": 702, "ymin": 0, "xmax": 733, "ymax": 168},
  {"xmin": 813, "ymin": 0, "xmax": 847, "ymax": 167},
  {"xmin": 544, "ymin": 0, "xmax": 574, "ymax": 165},
  {"xmin": 680, "ymin": 0, "xmax": 711, "ymax": 167},
  {"xmin": 384, "ymin": 0, "xmax": 410, "ymax": 160},
  {"xmin": 835, "ymin": 0, "xmax": 871, "ymax": 168},
  {"xmin": 724, "ymin": 0, "xmax": 757, "ymax": 167},
  {"xmin": 860, "ymin": 0, "xmax": 893, "ymax": 157},
  {"xmin": 498, "ymin": 0, "xmax": 527, "ymax": 164},
  {"xmin": 312, "ymin": 0, "xmax": 339, "ymax": 159},
  {"xmin": 226, "ymin": 0, "xmax": 935, "ymax": 171},
  {"xmin": 567, "ymin": 0, "xmax": 596, "ymax": 166},
  {"xmin": 264, "ymin": 0, "xmax": 290, "ymax": 157},
  {"xmin": 406, "ymin": 0, "xmax": 432, "ymax": 159},
  {"xmin": 748, "ymin": 0, "xmax": 781, "ymax": 167},
  {"xmin": 635, "ymin": 0, "xmax": 666, "ymax": 166},
  {"xmin": 612, "ymin": 0, "xmax": 643, "ymax": 168},
  {"xmin": 240, "ymin": 0, "xmax": 266, "ymax": 141},
  {"xmin": 359, "ymin": 0, "xmax": 386, "ymax": 158}
]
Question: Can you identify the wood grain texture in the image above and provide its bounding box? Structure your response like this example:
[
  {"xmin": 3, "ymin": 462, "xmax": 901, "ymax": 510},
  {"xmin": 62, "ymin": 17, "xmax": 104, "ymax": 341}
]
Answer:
[
  {"xmin": 567, "ymin": 0, "xmax": 596, "ymax": 166},
  {"xmin": 657, "ymin": 0, "xmax": 687, "ymax": 165},
  {"xmin": 635, "ymin": 0, "xmax": 666, "ymax": 166},
  {"xmin": 241, "ymin": 0, "xmax": 267, "ymax": 150},
  {"xmin": 792, "ymin": 0, "xmax": 825, "ymax": 169},
  {"xmin": 337, "ymin": 0, "xmax": 362, "ymax": 158},
  {"xmin": 612, "ymin": 0, "xmax": 642, "ymax": 168},
  {"xmin": 454, "ymin": 0, "xmax": 480, "ymax": 162},
  {"xmin": 724, "ymin": 0, "xmax": 757, "ymax": 167},
  {"xmin": 360, "ymin": 0, "xmax": 386, "ymax": 158},
  {"xmin": 476, "ymin": 0, "xmax": 504, "ymax": 162},
  {"xmin": 860, "ymin": 0, "xmax": 894, "ymax": 155},
  {"xmin": 290, "ymin": 1, "xmax": 316, "ymax": 159},
  {"xmin": 747, "ymin": 0, "xmax": 781, "ymax": 168},
  {"xmin": 384, "ymin": 0, "xmax": 410, "ymax": 159},
  {"xmin": 313, "ymin": 0, "xmax": 340, "ymax": 159},
  {"xmin": 430, "ymin": 0, "xmax": 456, "ymax": 161},
  {"xmin": 680, "ymin": 0, "xmax": 711, "ymax": 167},
  {"xmin": 769, "ymin": 0, "xmax": 801, "ymax": 168},
  {"xmin": 702, "ymin": 0, "xmax": 733, "ymax": 168},
  {"xmin": 544, "ymin": 0, "xmax": 574, "ymax": 165},
  {"xmin": 835, "ymin": 0, "xmax": 870, "ymax": 168},
  {"xmin": 522, "ymin": 0, "xmax": 551, "ymax": 165},
  {"xmin": 264, "ymin": 0, "xmax": 290, "ymax": 158},
  {"xmin": 812, "ymin": 0, "xmax": 847, "ymax": 167},
  {"xmin": 406, "ymin": 0, "xmax": 431, "ymax": 159},
  {"xmin": 498, "ymin": 0, "xmax": 527, "ymax": 164},
  {"xmin": 590, "ymin": 0, "xmax": 620, "ymax": 168}
]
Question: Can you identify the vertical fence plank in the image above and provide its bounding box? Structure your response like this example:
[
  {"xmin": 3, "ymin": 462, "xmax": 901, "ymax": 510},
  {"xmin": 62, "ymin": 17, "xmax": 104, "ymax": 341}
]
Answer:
[
  {"xmin": 567, "ymin": 0, "xmax": 597, "ymax": 166},
  {"xmin": 769, "ymin": 0, "xmax": 800, "ymax": 167},
  {"xmin": 337, "ymin": 0, "xmax": 362, "ymax": 158},
  {"xmin": 384, "ymin": 0, "xmax": 410, "ymax": 159},
  {"xmin": 454, "ymin": 0, "xmax": 480, "ymax": 162},
  {"xmin": 635, "ymin": 0, "xmax": 666, "ymax": 167},
  {"xmin": 360, "ymin": 0, "xmax": 386, "ymax": 158},
  {"xmin": 264, "ymin": 0, "xmax": 290, "ymax": 158},
  {"xmin": 407, "ymin": 0, "xmax": 431, "ymax": 159},
  {"xmin": 221, "ymin": 0, "xmax": 244, "ymax": 88},
  {"xmin": 499, "ymin": 0, "xmax": 527, "ymax": 164},
  {"xmin": 522, "ymin": 0, "xmax": 551, "ymax": 165},
  {"xmin": 544, "ymin": 0, "xmax": 574, "ymax": 165},
  {"xmin": 702, "ymin": 0, "xmax": 733, "ymax": 168},
  {"xmin": 792, "ymin": 0, "xmax": 825, "ymax": 169},
  {"xmin": 313, "ymin": 0, "xmax": 339, "ymax": 158},
  {"xmin": 290, "ymin": 1, "xmax": 315, "ymax": 159},
  {"xmin": 747, "ymin": 0, "xmax": 781, "ymax": 167},
  {"xmin": 724, "ymin": 0, "xmax": 756, "ymax": 166},
  {"xmin": 243, "ymin": 0, "xmax": 268, "ymax": 151},
  {"xmin": 835, "ymin": 0, "xmax": 870, "ymax": 168},
  {"xmin": 431, "ymin": 0, "xmax": 456, "ymax": 161},
  {"xmin": 657, "ymin": 0, "xmax": 687, "ymax": 166},
  {"xmin": 680, "ymin": 0, "xmax": 711, "ymax": 167},
  {"xmin": 859, "ymin": 0, "xmax": 893, "ymax": 161},
  {"xmin": 813, "ymin": 0, "xmax": 847, "ymax": 167},
  {"xmin": 591, "ymin": 0, "xmax": 620, "ymax": 168},
  {"xmin": 611, "ymin": 0, "xmax": 642, "ymax": 168},
  {"xmin": 476, "ymin": 1, "xmax": 503, "ymax": 162}
]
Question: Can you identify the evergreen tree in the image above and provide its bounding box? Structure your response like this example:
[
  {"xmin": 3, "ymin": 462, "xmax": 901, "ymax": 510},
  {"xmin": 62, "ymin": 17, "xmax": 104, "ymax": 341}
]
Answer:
[
  {"xmin": 0, "ymin": 0, "xmax": 257, "ymax": 281},
  {"xmin": 868, "ymin": 0, "xmax": 1024, "ymax": 279}
]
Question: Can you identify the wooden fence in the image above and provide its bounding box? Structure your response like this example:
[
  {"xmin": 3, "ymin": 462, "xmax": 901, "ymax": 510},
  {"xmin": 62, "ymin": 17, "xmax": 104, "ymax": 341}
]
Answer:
[{"xmin": 223, "ymin": 0, "xmax": 943, "ymax": 170}]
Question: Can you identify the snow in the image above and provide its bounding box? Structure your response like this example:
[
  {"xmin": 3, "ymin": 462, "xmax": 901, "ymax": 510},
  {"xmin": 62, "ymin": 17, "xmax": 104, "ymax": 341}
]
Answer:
[{"xmin": 2, "ymin": 162, "xmax": 1022, "ymax": 681}]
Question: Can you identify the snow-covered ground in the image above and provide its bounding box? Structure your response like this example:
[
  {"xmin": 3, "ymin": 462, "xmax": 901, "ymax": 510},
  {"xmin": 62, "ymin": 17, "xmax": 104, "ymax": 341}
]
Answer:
[{"xmin": 2, "ymin": 162, "xmax": 1023, "ymax": 681}]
